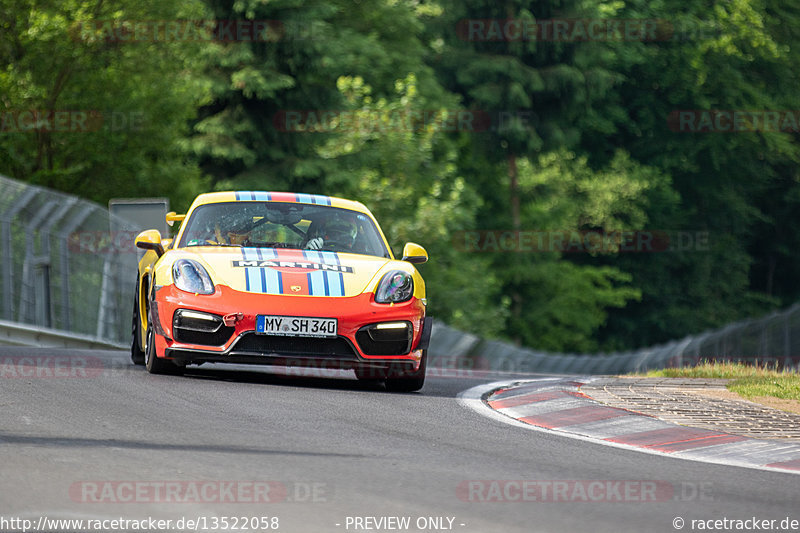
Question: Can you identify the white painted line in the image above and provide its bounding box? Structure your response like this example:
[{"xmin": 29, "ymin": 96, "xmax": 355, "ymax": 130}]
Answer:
[{"xmin": 457, "ymin": 379, "xmax": 800, "ymax": 476}]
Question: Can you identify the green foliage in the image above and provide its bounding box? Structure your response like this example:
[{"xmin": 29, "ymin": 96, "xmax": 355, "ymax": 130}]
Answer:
[
  {"xmin": 317, "ymin": 74, "xmax": 508, "ymax": 335},
  {"xmin": 0, "ymin": 0, "xmax": 209, "ymax": 209},
  {"xmin": 3, "ymin": 0, "xmax": 800, "ymax": 352}
]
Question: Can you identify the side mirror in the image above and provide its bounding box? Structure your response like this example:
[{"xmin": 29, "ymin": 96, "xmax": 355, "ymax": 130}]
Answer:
[
  {"xmin": 135, "ymin": 229, "xmax": 165, "ymax": 257},
  {"xmin": 401, "ymin": 242, "xmax": 428, "ymax": 264},
  {"xmin": 166, "ymin": 212, "xmax": 186, "ymax": 227}
]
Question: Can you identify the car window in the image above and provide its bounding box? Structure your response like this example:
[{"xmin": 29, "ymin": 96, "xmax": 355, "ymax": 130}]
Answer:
[{"xmin": 179, "ymin": 201, "xmax": 390, "ymax": 258}]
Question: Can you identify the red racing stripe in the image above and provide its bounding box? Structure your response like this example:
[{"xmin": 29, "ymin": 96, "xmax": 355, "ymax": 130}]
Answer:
[
  {"xmin": 281, "ymin": 271, "xmax": 310, "ymax": 295},
  {"xmin": 269, "ymin": 192, "xmax": 299, "ymax": 203}
]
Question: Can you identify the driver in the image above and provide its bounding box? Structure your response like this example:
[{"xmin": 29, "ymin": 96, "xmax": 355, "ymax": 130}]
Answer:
[
  {"xmin": 226, "ymin": 230, "xmax": 251, "ymax": 246},
  {"xmin": 305, "ymin": 216, "xmax": 358, "ymax": 251}
]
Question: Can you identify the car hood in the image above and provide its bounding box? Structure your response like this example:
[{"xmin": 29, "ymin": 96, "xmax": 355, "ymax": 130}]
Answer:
[{"xmin": 170, "ymin": 246, "xmax": 401, "ymax": 297}]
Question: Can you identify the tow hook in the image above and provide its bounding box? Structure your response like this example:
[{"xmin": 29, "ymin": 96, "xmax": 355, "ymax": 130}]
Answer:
[{"xmin": 223, "ymin": 312, "xmax": 243, "ymax": 327}]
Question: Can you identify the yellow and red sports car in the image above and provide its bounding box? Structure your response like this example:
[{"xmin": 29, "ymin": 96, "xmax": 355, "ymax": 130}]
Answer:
[{"xmin": 131, "ymin": 191, "xmax": 431, "ymax": 392}]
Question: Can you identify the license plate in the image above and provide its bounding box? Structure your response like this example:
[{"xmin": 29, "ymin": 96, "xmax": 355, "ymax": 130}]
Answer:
[{"xmin": 256, "ymin": 315, "xmax": 338, "ymax": 338}]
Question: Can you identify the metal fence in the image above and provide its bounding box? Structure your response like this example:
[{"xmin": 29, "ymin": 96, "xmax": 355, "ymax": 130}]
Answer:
[
  {"xmin": 0, "ymin": 175, "xmax": 141, "ymax": 347},
  {"xmin": 428, "ymin": 304, "xmax": 800, "ymax": 374}
]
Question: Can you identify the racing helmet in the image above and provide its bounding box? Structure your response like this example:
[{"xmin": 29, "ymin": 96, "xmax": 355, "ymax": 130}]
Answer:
[{"xmin": 321, "ymin": 216, "xmax": 358, "ymax": 249}]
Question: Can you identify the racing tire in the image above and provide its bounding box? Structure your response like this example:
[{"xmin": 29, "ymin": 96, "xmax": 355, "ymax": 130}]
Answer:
[
  {"xmin": 145, "ymin": 316, "xmax": 184, "ymax": 376},
  {"xmin": 384, "ymin": 350, "xmax": 427, "ymax": 393},
  {"xmin": 130, "ymin": 280, "xmax": 145, "ymax": 366}
]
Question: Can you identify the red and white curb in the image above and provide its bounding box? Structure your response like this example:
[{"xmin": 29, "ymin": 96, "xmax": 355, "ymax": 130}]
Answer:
[{"xmin": 458, "ymin": 378, "xmax": 800, "ymax": 475}]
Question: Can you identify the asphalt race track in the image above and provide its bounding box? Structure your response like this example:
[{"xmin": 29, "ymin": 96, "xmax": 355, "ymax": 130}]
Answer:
[{"xmin": 1, "ymin": 347, "xmax": 798, "ymax": 533}]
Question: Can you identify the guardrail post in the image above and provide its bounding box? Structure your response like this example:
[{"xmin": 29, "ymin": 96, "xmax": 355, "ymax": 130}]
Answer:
[
  {"xmin": 96, "ymin": 257, "xmax": 112, "ymax": 339},
  {"xmin": 58, "ymin": 206, "xmax": 94, "ymax": 332},
  {"xmin": 0, "ymin": 187, "xmax": 37, "ymax": 321},
  {"xmin": 19, "ymin": 200, "xmax": 58, "ymax": 325}
]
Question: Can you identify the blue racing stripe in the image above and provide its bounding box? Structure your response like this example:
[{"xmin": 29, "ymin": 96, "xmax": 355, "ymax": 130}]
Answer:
[
  {"xmin": 257, "ymin": 248, "xmax": 280, "ymax": 294},
  {"xmin": 241, "ymin": 247, "xmax": 280, "ymax": 294},
  {"xmin": 307, "ymin": 269, "xmax": 328, "ymax": 296},
  {"xmin": 325, "ymin": 270, "xmax": 344, "ymax": 297},
  {"xmin": 244, "ymin": 247, "xmax": 261, "ymax": 292},
  {"xmin": 243, "ymin": 247, "xmax": 250, "ymax": 291},
  {"xmin": 260, "ymin": 263, "xmax": 268, "ymax": 293},
  {"xmin": 322, "ymin": 269, "xmax": 331, "ymax": 296},
  {"xmin": 256, "ymin": 247, "xmax": 267, "ymax": 293},
  {"xmin": 317, "ymin": 251, "xmax": 344, "ymax": 296},
  {"xmin": 303, "ymin": 250, "xmax": 342, "ymax": 296}
]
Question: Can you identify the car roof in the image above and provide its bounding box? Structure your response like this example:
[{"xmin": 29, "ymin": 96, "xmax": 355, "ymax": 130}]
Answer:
[{"xmin": 190, "ymin": 191, "xmax": 371, "ymax": 214}]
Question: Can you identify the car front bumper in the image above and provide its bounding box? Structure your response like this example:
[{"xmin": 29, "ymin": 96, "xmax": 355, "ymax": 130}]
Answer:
[{"xmin": 150, "ymin": 284, "xmax": 430, "ymax": 371}]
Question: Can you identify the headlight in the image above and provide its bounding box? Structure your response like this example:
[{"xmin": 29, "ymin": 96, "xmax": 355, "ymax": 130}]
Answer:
[
  {"xmin": 172, "ymin": 259, "xmax": 215, "ymax": 295},
  {"xmin": 375, "ymin": 270, "xmax": 414, "ymax": 303}
]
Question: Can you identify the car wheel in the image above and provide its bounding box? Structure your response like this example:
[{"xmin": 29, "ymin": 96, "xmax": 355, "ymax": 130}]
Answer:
[
  {"xmin": 384, "ymin": 350, "xmax": 427, "ymax": 393},
  {"xmin": 144, "ymin": 315, "xmax": 184, "ymax": 376},
  {"xmin": 130, "ymin": 280, "xmax": 145, "ymax": 366}
]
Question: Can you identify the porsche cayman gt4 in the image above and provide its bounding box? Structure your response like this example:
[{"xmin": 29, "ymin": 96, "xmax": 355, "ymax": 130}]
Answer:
[{"xmin": 131, "ymin": 191, "xmax": 431, "ymax": 392}]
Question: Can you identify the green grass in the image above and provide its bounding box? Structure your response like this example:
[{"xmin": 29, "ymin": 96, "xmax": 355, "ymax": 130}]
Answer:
[
  {"xmin": 728, "ymin": 376, "xmax": 800, "ymax": 401},
  {"xmin": 639, "ymin": 361, "xmax": 800, "ymax": 401}
]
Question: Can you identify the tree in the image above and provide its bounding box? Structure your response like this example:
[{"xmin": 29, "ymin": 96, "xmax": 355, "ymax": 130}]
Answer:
[
  {"xmin": 190, "ymin": 0, "xmax": 441, "ymax": 193},
  {"xmin": 0, "ymin": 0, "xmax": 209, "ymax": 209},
  {"xmin": 590, "ymin": 0, "xmax": 800, "ymax": 348}
]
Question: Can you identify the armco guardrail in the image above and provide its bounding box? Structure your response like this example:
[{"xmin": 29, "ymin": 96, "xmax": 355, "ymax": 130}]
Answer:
[
  {"xmin": 428, "ymin": 302, "xmax": 800, "ymax": 374},
  {"xmin": 0, "ymin": 175, "xmax": 141, "ymax": 347},
  {"xmin": 0, "ymin": 319, "xmax": 125, "ymax": 349}
]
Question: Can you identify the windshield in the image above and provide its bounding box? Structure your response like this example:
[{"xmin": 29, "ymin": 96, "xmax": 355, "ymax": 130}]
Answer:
[{"xmin": 179, "ymin": 201, "xmax": 391, "ymax": 258}]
